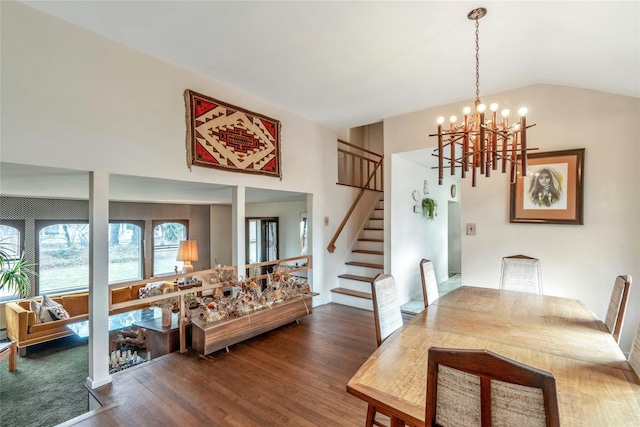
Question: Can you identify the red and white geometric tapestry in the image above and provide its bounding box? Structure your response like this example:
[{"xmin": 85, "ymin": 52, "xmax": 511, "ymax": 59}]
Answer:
[{"xmin": 185, "ymin": 90, "xmax": 282, "ymax": 178}]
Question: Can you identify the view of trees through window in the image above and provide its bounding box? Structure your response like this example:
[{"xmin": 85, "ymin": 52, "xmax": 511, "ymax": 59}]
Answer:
[
  {"xmin": 38, "ymin": 222, "xmax": 146, "ymax": 293},
  {"xmin": 2, "ymin": 220, "xmax": 188, "ymax": 299},
  {"xmin": 154, "ymin": 222, "xmax": 187, "ymax": 276},
  {"xmin": 109, "ymin": 223, "xmax": 143, "ymax": 283},
  {"xmin": 39, "ymin": 223, "xmax": 90, "ymax": 293}
]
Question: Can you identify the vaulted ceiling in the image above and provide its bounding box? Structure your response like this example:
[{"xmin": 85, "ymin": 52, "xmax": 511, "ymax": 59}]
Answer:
[{"xmin": 19, "ymin": 1, "xmax": 639, "ymax": 131}]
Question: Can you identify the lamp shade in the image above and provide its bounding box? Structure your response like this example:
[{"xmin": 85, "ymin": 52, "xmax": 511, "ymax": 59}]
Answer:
[{"xmin": 176, "ymin": 240, "xmax": 198, "ymax": 262}]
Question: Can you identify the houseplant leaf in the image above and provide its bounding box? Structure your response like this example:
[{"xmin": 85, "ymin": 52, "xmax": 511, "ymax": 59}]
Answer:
[
  {"xmin": 0, "ymin": 247, "xmax": 37, "ymax": 298},
  {"xmin": 421, "ymin": 197, "xmax": 438, "ymax": 220}
]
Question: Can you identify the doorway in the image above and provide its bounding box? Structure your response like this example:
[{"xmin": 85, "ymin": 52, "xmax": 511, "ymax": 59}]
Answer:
[
  {"xmin": 447, "ymin": 201, "xmax": 461, "ymax": 276},
  {"xmin": 246, "ymin": 217, "xmax": 279, "ymax": 284}
]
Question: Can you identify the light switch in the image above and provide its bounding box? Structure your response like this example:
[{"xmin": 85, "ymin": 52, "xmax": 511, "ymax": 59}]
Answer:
[
  {"xmin": 466, "ymin": 223, "xmax": 476, "ymax": 236},
  {"xmin": 324, "ymin": 216, "xmax": 329, "ymax": 226}
]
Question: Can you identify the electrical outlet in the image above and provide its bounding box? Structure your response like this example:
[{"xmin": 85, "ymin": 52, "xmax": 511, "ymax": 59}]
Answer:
[{"xmin": 466, "ymin": 223, "xmax": 476, "ymax": 236}]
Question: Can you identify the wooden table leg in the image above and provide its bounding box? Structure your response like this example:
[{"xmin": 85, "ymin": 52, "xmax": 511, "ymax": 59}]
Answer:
[{"xmin": 390, "ymin": 415, "xmax": 407, "ymax": 427}]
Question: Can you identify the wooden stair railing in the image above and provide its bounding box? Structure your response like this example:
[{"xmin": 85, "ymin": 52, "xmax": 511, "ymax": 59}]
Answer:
[
  {"xmin": 337, "ymin": 139, "xmax": 383, "ymax": 190},
  {"xmin": 244, "ymin": 255, "xmax": 312, "ymax": 281},
  {"xmin": 327, "ymin": 150, "xmax": 383, "ymax": 254}
]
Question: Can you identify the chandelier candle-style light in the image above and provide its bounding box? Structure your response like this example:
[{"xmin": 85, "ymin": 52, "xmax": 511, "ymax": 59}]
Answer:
[{"xmin": 430, "ymin": 7, "xmax": 537, "ymax": 187}]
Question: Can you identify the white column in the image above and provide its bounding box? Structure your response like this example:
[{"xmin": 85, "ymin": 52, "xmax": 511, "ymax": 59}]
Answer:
[
  {"xmin": 231, "ymin": 186, "xmax": 246, "ymax": 279},
  {"xmin": 86, "ymin": 170, "xmax": 111, "ymax": 389}
]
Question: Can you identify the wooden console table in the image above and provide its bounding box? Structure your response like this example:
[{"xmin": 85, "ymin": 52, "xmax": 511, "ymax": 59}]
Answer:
[{"xmin": 192, "ymin": 294, "xmax": 316, "ymax": 355}]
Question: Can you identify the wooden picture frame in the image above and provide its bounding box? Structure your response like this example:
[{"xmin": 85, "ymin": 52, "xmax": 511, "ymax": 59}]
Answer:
[{"xmin": 510, "ymin": 148, "xmax": 584, "ymax": 224}]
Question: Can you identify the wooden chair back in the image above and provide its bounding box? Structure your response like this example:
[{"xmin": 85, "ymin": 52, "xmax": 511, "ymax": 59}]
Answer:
[
  {"xmin": 499, "ymin": 255, "xmax": 542, "ymax": 294},
  {"xmin": 371, "ymin": 273, "xmax": 404, "ymax": 347},
  {"xmin": 420, "ymin": 259, "xmax": 440, "ymax": 308},
  {"xmin": 368, "ymin": 274, "xmax": 405, "ymax": 426},
  {"xmin": 426, "ymin": 347, "xmax": 560, "ymax": 427},
  {"xmin": 628, "ymin": 321, "xmax": 640, "ymax": 379},
  {"xmin": 604, "ymin": 274, "xmax": 632, "ymax": 343}
]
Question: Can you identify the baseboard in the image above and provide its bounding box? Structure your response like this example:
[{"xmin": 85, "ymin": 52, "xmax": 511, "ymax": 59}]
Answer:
[{"xmin": 85, "ymin": 375, "xmax": 112, "ymax": 389}]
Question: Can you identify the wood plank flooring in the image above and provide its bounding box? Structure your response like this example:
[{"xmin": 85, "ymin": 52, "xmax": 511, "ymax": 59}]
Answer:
[{"xmin": 60, "ymin": 303, "xmax": 383, "ymax": 427}]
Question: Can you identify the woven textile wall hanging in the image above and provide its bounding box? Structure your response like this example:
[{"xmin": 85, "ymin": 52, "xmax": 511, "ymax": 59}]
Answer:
[{"xmin": 185, "ymin": 90, "xmax": 282, "ymax": 178}]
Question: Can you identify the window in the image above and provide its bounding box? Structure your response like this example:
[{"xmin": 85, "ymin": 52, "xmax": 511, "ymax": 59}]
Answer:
[
  {"xmin": 0, "ymin": 223, "xmax": 22, "ymax": 300},
  {"xmin": 153, "ymin": 221, "xmax": 187, "ymax": 276},
  {"xmin": 38, "ymin": 222, "xmax": 89, "ymax": 294},
  {"xmin": 109, "ymin": 222, "xmax": 143, "ymax": 283}
]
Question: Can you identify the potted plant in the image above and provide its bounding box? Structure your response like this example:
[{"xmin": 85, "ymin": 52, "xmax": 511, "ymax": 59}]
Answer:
[
  {"xmin": 0, "ymin": 242, "xmax": 37, "ymax": 297},
  {"xmin": 421, "ymin": 197, "xmax": 438, "ymax": 220}
]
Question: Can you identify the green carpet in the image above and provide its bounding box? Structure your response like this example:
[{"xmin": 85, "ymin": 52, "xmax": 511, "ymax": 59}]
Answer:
[{"xmin": 0, "ymin": 337, "xmax": 88, "ymax": 427}]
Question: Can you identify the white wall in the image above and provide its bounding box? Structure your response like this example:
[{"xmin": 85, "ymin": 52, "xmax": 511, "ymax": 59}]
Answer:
[
  {"xmin": 0, "ymin": 1, "xmax": 360, "ymax": 308},
  {"xmin": 209, "ymin": 205, "xmax": 233, "ymax": 266},
  {"xmin": 384, "ymin": 84, "xmax": 640, "ymax": 353},
  {"xmin": 388, "ymin": 154, "xmax": 455, "ymax": 303}
]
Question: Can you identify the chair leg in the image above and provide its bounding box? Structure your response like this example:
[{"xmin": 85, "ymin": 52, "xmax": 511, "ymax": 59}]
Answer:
[{"xmin": 8, "ymin": 342, "xmax": 17, "ymax": 372}]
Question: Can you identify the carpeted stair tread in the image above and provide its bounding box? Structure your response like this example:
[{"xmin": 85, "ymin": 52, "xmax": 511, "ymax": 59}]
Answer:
[{"xmin": 330, "ymin": 287, "xmax": 372, "ymax": 300}]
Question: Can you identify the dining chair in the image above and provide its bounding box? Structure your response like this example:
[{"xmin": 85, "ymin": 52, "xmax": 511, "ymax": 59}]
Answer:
[
  {"xmin": 628, "ymin": 321, "xmax": 640, "ymax": 379},
  {"xmin": 0, "ymin": 340, "xmax": 17, "ymax": 372},
  {"xmin": 371, "ymin": 273, "xmax": 404, "ymax": 347},
  {"xmin": 368, "ymin": 273, "xmax": 405, "ymax": 427},
  {"xmin": 420, "ymin": 258, "xmax": 439, "ymax": 308},
  {"xmin": 604, "ymin": 274, "xmax": 632, "ymax": 343},
  {"xmin": 426, "ymin": 347, "xmax": 560, "ymax": 427},
  {"xmin": 499, "ymin": 255, "xmax": 543, "ymax": 294}
]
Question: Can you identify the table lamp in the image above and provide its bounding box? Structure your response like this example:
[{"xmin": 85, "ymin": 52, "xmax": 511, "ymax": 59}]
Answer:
[{"xmin": 176, "ymin": 240, "xmax": 198, "ymax": 275}]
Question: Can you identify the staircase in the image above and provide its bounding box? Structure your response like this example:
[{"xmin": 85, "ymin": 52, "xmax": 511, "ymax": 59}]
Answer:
[{"xmin": 330, "ymin": 199, "xmax": 384, "ymax": 310}]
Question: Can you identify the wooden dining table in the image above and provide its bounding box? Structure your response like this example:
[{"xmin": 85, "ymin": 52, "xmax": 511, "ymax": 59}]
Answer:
[{"xmin": 346, "ymin": 286, "xmax": 640, "ymax": 426}]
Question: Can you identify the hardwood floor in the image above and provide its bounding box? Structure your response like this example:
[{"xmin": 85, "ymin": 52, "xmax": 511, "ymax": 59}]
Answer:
[{"xmin": 61, "ymin": 303, "xmax": 381, "ymax": 427}]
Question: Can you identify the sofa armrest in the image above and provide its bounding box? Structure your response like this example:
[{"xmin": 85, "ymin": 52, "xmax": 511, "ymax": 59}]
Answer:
[{"xmin": 5, "ymin": 302, "xmax": 29, "ymax": 343}]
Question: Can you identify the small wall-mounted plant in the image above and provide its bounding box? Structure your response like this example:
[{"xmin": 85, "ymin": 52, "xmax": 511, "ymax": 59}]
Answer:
[{"xmin": 421, "ymin": 197, "xmax": 438, "ymax": 220}]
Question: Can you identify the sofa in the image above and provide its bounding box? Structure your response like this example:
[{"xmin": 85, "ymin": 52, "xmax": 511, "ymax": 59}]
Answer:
[
  {"xmin": 5, "ymin": 284, "xmax": 159, "ymax": 355},
  {"xmin": 109, "ymin": 283, "xmax": 149, "ymax": 314},
  {"xmin": 5, "ymin": 292, "xmax": 89, "ymax": 355}
]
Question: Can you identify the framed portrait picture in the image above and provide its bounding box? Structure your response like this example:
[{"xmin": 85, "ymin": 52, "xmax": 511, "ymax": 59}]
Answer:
[{"xmin": 510, "ymin": 148, "xmax": 585, "ymax": 225}]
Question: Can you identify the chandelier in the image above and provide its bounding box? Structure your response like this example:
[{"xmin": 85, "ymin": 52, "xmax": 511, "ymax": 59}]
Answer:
[{"xmin": 430, "ymin": 7, "xmax": 536, "ymax": 187}]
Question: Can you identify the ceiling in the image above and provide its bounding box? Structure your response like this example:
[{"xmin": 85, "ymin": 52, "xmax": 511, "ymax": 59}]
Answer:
[
  {"xmin": 19, "ymin": 0, "xmax": 640, "ymax": 131},
  {"xmin": 5, "ymin": 1, "xmax": 639, "ymax": 203}
]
